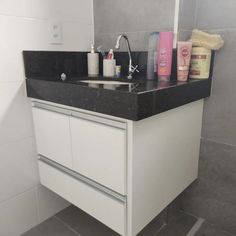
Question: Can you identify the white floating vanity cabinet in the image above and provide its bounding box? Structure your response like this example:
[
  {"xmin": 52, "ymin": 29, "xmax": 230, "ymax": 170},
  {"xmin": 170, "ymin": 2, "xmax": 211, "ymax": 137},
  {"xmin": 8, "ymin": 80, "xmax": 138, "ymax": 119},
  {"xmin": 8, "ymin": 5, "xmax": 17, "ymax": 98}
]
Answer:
[{"xmin": 31, "ymin": 99, "xmax": 203, "ymax": 236}]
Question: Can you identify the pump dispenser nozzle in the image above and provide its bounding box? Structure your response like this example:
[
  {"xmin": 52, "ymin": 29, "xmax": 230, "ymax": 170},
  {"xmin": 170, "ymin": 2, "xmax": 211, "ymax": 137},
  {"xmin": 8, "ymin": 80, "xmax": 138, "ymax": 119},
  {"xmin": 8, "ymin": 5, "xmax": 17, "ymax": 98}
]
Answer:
[{"xmin": 91, "ymin": 44, "xmax": 95, "ymax": 53}]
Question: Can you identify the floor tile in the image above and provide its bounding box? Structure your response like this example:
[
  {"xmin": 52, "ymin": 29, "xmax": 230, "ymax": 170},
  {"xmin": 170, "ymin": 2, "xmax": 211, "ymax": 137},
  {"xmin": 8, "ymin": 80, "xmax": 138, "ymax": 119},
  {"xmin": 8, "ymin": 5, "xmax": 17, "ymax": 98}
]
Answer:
[
  {"xmin": 21, "ymin": 217, "xmax": 78, "ymax": 236},
  {"xmin": 57, "ymin": 205, "xmax": 168, "ymax": 236},
  {"xmin": 181, "ymin": 139, "xmax": 236, "ymax": 234},
  {"xmin": 56, "ymin": 205, "xmax": 119, "ymax": 236},
  {"xmin": 194, "ymin": 222, "xmax": 235, "ymax": 236},
  {"xmin": 156, "ymin": 212, "xmax": 197, "ymax": 236},
  {"xmin": 137, "ymin": 208, "xmax": 167, "ymax": 236},
  {"xmin": 22, "ymin": 205, "xmax": 236, "ymax": 236},
  {"xmin": 167, "ymin": 196, "xmax": 183, "ymax": 224}
]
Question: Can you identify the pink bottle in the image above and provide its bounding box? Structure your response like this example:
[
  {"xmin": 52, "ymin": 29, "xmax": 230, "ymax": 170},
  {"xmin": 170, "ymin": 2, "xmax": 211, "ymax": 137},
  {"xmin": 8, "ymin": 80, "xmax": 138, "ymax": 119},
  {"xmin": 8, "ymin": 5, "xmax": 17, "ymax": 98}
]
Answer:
[{"xmin": 157, "ymin": 32, "xmax": 174, "ymax": 81}]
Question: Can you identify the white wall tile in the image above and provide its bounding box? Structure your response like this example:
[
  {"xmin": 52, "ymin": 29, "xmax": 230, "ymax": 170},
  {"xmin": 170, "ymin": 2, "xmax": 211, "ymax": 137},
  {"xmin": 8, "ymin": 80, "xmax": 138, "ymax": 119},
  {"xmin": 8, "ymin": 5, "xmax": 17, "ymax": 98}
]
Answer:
[
  {"xmin": 0, "ymin": 82, "xmax": 34, "ymax": 144},
  {"xmin": 0, "ymin": 15, "xmax": 93, "ymax": 83},
  {"xmin": 0, "ymin": 16, "xmax": 47, "ymax": 82},
  {"xmin": 0, "ymin": 137, "xmax": 38, "ymax": 203},
  {"xmin": 0, "ymin": 0, "xmax": 93, "ymax": 24},
  {"xmin": 31, "ymin": 0, "xmax": 94, "ymax": 24},
  {"xmin": 0, "ymin": 0, "xmax": 32, "ymax": 17},
  {"xmin": 61, "ymin": 21, "xmax": 93, "ymax": 51},
  {"xmin": 0, "ymin": 189, "xmax": 38, "ymax": 236},
  {"xmin": 0, "ymin": 0, "xmax": 93, "ymax": 234}
]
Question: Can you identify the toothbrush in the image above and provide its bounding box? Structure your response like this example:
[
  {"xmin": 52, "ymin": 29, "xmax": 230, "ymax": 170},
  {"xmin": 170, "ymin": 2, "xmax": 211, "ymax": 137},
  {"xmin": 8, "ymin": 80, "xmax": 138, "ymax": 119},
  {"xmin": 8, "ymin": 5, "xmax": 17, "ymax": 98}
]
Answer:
[
  {"xmin": 97, "ymin": 45, "xmax": 106, "ymax": 59},
  {"xmin": 107, "ymin": 49, "xmax": 114, "ymax": 60}
]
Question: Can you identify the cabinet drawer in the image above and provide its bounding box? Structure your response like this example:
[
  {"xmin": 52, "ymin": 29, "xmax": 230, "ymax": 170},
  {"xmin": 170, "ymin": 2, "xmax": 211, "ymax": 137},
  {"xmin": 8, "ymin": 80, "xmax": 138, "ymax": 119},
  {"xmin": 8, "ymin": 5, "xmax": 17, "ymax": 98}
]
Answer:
[
  {"xmin": 70, "ymin": 116, "xmax": 126, "ymax": 195},
  {"xmin": 32, "ymin": 107, "xmax": 72, "ymax": 168},
  {"xmin": 39, "ymin": 160, "xmax": 125, "ymax": 235}
]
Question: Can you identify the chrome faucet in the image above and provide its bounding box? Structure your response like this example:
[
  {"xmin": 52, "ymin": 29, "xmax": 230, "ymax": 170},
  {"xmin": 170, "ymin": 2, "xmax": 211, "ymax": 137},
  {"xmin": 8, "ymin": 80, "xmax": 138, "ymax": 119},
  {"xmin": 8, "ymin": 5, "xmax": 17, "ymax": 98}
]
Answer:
[{"xmin": 115, "ymin": 34, "xmax": 139, "ymax": 79}]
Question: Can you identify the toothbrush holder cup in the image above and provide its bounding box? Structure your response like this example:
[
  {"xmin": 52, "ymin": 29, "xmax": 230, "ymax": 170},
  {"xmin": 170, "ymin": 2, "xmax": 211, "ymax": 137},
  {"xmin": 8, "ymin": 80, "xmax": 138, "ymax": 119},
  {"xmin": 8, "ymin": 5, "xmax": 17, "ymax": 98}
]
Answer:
[{"xmin": 103, "ymin": 59, "xmax": 116, "ymax": 77}]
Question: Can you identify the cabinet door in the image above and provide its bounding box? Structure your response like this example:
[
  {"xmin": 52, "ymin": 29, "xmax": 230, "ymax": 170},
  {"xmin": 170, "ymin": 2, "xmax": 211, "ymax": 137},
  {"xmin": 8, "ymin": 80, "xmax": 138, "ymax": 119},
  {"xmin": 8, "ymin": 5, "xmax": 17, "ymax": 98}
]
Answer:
[
  {"xmin": 32, "ymin": 107, "xmax": 72, "ymax": 168},
  {"xmin": 70, "ymin": 116, "xmax": 126, "ymax": 195}
]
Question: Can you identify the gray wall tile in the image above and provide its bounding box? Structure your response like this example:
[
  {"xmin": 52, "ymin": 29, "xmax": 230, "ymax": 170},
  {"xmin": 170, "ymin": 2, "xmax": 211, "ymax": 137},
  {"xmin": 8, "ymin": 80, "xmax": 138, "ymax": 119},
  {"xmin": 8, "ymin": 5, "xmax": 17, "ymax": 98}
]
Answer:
[
  {"xmin": 202, "ymin": 30, "xmax": 236, "ymax": 146},
  {"xmin": 178, "ymin": 30, "xmax": 192, "ymax": 41},
  {"xmin": 196, "ymin": 0, "xmax": 236, "ymax": 30},
  {"xmin": 95, "ymin": 29, "xmax": 171, "ymax": 51},
  {"xmin": 94, "ymin": 0, "xmax": 175, "ymax": 34},
  {"xmin": 93, "ymin": 0, "xmax": 175, "ymax": 50},
  {"xmin": 179, "ymin": 0, "xmax": 197, "ymax": 30},
  {"xmin": 95, "ymin": 31, "xmax": 151, "ymax": 52}
]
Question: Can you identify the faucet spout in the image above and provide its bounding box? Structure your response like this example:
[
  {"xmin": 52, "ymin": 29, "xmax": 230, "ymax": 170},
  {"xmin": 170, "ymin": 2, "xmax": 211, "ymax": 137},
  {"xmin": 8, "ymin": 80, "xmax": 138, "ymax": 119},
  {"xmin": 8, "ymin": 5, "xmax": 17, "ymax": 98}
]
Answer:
[{"xmin": 115, "ymin": 34, "xmax": 138, "ymax": 79}]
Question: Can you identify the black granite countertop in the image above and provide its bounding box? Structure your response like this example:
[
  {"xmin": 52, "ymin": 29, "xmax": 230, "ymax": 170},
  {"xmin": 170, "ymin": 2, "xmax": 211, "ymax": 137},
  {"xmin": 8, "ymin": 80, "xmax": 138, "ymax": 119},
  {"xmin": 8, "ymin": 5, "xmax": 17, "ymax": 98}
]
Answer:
[
  {"xmin": 26, "ymin": 76, "xmax": 212, "ymax": 121},
  {"xmin": 24, "ymin": 51, "xmax": 213, "ymax": 121}
]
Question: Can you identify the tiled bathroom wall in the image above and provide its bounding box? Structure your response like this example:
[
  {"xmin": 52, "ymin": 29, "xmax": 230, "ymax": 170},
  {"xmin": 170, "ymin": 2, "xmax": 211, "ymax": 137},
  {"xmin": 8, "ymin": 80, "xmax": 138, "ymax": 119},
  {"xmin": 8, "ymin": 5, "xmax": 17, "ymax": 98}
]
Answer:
[
  {"xmin": 94, "ymin": 0, "xmax": 236, "ymax": 234},
  {"xmin": 93, "ymin": 0, "xmax": 176, "ymax": 51},
  {"xmin": 0, "ymin": 1, "xmax": 93, "ymax": 235},
  {"xmin": 180, "ymin": 0, "xmax": 236, "ymax": 234}
]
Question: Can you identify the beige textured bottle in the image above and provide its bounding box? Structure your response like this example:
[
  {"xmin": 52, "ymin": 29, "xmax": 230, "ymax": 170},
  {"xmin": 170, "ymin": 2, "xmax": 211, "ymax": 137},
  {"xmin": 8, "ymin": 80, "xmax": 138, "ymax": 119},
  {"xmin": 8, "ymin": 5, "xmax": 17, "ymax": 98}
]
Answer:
[{"xmin": 189, "ymin": 47, "xmax": 211, "ymax": 79}]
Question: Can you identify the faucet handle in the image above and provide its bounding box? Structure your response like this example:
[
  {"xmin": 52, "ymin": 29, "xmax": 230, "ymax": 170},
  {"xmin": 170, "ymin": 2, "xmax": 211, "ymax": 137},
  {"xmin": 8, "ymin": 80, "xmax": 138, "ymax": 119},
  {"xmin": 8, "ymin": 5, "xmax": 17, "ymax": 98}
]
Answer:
[
  {"xmin": 131, "ymin": 65, "xmax": 139, "ymax": 73},
  {"xmin": 127, "ymin": 65, "xmax": 139, "ymax": 79}
]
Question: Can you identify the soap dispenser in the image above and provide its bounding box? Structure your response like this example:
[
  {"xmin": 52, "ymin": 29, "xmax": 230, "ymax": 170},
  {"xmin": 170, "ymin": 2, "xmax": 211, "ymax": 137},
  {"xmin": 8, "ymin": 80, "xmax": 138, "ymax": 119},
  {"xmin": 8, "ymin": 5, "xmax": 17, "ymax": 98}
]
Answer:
[{"xmin": 87, "ymin": 44, "xmax": 99, "ymax": 77}]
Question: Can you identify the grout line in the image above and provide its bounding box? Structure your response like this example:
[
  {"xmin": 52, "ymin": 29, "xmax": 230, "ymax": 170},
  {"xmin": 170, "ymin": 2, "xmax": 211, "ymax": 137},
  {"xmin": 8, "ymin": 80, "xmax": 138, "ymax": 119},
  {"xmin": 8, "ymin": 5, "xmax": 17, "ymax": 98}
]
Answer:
[
  {"xmin": 0, "ymin": 12, "xmax": 93, "ymax": 26},
  {"xmin": 0, "ymin": 135, "xmax": 35, "ymax": 148},
  {"xmin": 201, "ymin": 137, "xmax": 236, "ymax": 148},
  {"xmin": 0, "ymin": 186, "xmax": 36, "ymax": 206},
  {"xmin": 54, "ymin": 215, "xmax": 81, "ymax": 236},
  {"xmin": 186, "ymin": 218, "xmax": 205, "ymax": 236},
  {"xmin": 196, "ymin": 27, "xmax": 236, "ymax": 32},
  {"xmin": 179, "ymin": 210, "xmax": 199, "ymax": 220},
  {"xmin": 95, "ymin": 28, "xmax": 174, "ymax": 36},
  {"xmin": 0, "ymin": 80, "xmax": 24, "ymax": 84},
  {"xmin": 155, "ymin": 222, "xmax": 167, "ymax": 236},
  {"xmin": 179, "ymin": 26, "xmax": 236, "ymax": 33}
]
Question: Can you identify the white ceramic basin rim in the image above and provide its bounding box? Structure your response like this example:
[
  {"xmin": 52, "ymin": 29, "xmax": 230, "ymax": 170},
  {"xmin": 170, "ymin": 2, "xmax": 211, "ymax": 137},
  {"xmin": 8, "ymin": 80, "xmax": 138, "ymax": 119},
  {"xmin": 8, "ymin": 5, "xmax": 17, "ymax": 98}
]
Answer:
[{"xmin": 79, "ymin": 80, "xmax": 133, "ymax": 85}]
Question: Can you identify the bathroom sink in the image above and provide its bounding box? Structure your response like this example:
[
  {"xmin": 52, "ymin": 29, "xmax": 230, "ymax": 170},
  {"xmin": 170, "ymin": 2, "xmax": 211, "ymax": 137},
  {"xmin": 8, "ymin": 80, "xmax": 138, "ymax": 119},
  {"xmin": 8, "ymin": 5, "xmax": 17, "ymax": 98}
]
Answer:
[
  {"xmin": 79, "ymin": 80, "xmax": 133, "ymax": 85},
  {"xmin": 77, "ymin": 79, "xmax": 135, "ymax": 91}
]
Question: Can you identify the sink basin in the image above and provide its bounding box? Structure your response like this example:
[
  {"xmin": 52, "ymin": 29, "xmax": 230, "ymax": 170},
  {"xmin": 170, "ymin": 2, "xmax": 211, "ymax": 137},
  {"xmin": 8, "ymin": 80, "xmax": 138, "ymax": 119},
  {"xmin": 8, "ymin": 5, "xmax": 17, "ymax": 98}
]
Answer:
[{"xmin": 79, "ymin": 80, "xmax": 133, "ymax": 85}]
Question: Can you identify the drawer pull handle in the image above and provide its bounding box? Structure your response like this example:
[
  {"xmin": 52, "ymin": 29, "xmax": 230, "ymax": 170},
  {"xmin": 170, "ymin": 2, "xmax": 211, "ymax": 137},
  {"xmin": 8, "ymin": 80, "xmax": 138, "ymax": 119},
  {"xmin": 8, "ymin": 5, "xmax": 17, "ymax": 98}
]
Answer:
[{"xmin": 39, "ymin": 155, "xmax": 127, "ymax": 203}]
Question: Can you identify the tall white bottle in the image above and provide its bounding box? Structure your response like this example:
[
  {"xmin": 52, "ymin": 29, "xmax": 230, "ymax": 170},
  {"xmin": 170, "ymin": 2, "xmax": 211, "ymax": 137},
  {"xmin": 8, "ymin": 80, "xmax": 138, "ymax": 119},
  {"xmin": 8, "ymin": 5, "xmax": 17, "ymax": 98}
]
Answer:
[{"xmin": 87, "ymin": 44, "xmax": 99, "ymax": 77}]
